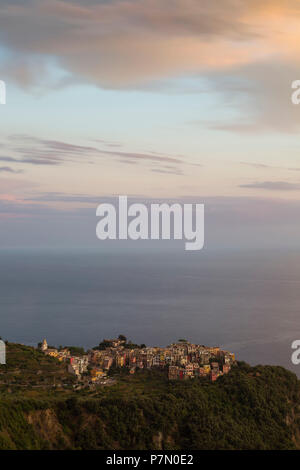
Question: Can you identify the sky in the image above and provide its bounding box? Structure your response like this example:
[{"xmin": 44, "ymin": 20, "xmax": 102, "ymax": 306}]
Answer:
[{"xmin": 0, "ymin": 0, "xmax": 300, "ymax": 250}]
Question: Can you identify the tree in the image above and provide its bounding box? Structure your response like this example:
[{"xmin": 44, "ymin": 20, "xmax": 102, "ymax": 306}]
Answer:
[
  {"xmin": 118, "ymin": 335, "xmax": 127, "ymax": 343},
  {"xmin": 68, "ymin": 346, "xmax": 85, "ymax": 356}
]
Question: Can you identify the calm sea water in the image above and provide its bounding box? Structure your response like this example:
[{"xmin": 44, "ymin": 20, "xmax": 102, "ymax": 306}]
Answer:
[{"xmin": 1, "ymin": 249, "xmax": 300, "ymax": 376}]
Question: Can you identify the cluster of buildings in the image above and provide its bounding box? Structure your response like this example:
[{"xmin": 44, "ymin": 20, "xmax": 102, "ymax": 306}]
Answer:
[
  {"xmin": 165, "ymin": 342, "xmax": 235, "ymax": 381},
  {"xmin": 39, "ymin": 338, "xmax": 235, "ymax": 384},
  {"xmin": 40, "ymin": 339, "xmax": 91, "ymax": 381}
]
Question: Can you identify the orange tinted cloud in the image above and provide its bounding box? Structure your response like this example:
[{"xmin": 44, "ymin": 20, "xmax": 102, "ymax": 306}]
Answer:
[
  {"xmin": 0, "ymin": 0, "xmax": 299, "ymax": 88},
  {"xmin": 1, "ymin": 1, "xmax": 300, "ymax": 133}
]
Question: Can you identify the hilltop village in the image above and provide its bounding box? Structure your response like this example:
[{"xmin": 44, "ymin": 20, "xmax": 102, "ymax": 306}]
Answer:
[{"xmin": 39, "ymin": 336, "xmax": 236, "ymax": 386}]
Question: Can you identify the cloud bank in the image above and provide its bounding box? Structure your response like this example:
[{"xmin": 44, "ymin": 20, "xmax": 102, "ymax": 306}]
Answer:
[{"xmin": 1, "ymin": 0, "xmax": 300, "ymax": 131}]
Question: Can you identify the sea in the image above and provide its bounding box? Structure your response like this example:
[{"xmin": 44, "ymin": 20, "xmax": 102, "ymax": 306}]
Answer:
[{"xmin": 1, "ymin": 248, "xmax": 300, "ymax": 376}]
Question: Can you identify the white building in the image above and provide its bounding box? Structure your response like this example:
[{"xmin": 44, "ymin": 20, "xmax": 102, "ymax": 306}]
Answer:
[{"xmin": 41, "ymin": 339, "xmax": 48, "ymax": 352}]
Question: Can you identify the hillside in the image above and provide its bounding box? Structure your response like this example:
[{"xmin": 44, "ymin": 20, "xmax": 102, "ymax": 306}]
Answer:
[
  {"xmin": 0, "ymin": 343, "xmax": 75, "ymax": 396},
  {"xmin": 0, "ymin": 343, "xmax": 300, "ymax": 450}
]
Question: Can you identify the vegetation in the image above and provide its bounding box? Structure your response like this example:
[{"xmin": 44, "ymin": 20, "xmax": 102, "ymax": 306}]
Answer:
[
  {"xmin": 0, "ymin": 343, "xmax": 75, "ymax": 396},
  {"xmin": 118, "ymin": 335, "xmax": 127, "ymax": 342},
  {"xmin": 0, "ymin": 344, "xmax": 300, "ymax": 450},
  {"xmin": 65, "ymin": 346, "xmax": 85, "ymax": 357},
  {"xmin": 122, "ymin": 342, "xmax": 146, "ymax": 349},
  {"xmin": 95, "ymin": 339, "xmax": 146, "ymax": 350}
]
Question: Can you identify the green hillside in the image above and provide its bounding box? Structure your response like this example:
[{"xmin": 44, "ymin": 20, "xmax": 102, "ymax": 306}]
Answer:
[
  {"xmin": 0, "ymin": 343, "xmax": 75, "ymax": 397},
  {"xmin": 0, "ymin": 343, "xmax": 300, "ymax": 450}
]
